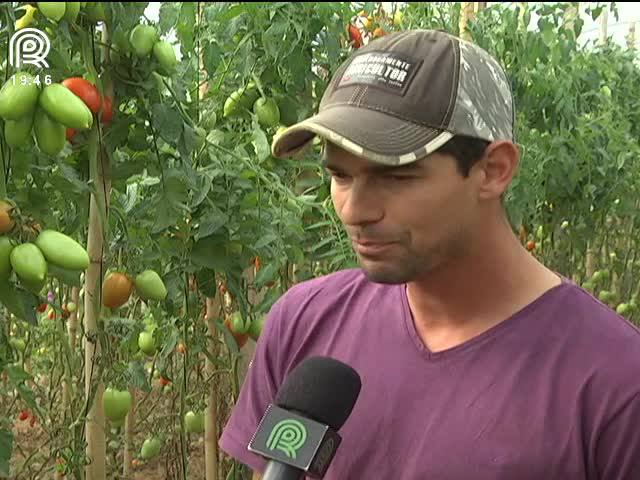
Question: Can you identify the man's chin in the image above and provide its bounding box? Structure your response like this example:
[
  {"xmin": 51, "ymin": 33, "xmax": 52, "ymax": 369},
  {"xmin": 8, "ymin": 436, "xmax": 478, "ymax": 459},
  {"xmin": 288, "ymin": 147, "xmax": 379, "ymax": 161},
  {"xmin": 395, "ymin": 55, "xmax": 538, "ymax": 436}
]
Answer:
[{"xmin": 358, "ymin": 261, "xmax": 415, "ymax": 285}]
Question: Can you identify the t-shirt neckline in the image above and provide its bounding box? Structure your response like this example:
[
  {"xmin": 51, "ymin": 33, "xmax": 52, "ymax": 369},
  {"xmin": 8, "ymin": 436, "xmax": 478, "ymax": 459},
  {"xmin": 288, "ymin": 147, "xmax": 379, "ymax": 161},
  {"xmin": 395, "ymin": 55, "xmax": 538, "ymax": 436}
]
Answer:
[{"xmin": 398, "ymin": 274, "xmax": 572, "ymax": 362}]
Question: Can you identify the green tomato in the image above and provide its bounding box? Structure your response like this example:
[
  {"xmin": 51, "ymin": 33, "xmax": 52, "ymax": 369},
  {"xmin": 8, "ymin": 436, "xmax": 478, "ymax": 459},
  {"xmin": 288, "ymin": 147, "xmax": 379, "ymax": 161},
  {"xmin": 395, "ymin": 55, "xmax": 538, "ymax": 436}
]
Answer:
[
  {"xmin": 247, "ymin": 315, "xmax": 265, "ymax": 341},
  {"xmin": 253, "ymin": 97, "xmax": 280, "ymax": 128},
  {"xmin": 10, "ymin": 243, "xmax": 47, "ymax": 286},
  {"xmin": 223, "ymin": 91, "xmax": 244, "ymax": 118},
  {"xmin": 0, "ymin": 72, "xmax": 40, "ymax": 121},
  {"xmin": 102, "ymin": 387, "xmax": 132, "ymax": 421},
  {"xmin": 37, "ymin": 2, "xmax": 66, "ymax": 22},
  {"xmin": 35, "ymin": 230, "xmax": 89, "ymax": 271},
  {"xmin": 34, "ymin": 109, "xmax": 66, "ymax": 156},
  {"xmin": 140, "ymin": 437, "xmax": 161, "ymax": 460},
  {"xmin": 138, "ymin": 331, "xmax": 156, "ymax": 356},
  {"xmin": 0, "ymin": 236, "xmax": 15, "ymax": 280},
  {"xmin": 230, "ymin": 311, "xmax": 248, "ymax": 335},
  {"xmin": 66, "ymin": 301, "xmax": 77, "ymax": 312},
  {"xmin": 4, "ymin": 114, "xmax": 34, "ymax": 148},
  {"xmin": 184, "ymin": 411, "xmax": 205, "ymax": 433},
  {"xmin": 616, "ymin": 303, "xmax": 631, "ymax": 316},
  {"xmin": 39, "ymin": 84, "xmax": 93, "ymax": 130},
  {"xmin": 134, "ymin": 270, "xmax": 167, "ymax": 301},
  {"xmin": 129, "ymin": 25, "xmax": 157, "ymax": 57},
  {"xmin": 153, "ymin": 40, "xmax": 178, "ymax": 74},
  {"xmin": 84, "ymin": 2, "xmax": 106, "ymax": 22}
]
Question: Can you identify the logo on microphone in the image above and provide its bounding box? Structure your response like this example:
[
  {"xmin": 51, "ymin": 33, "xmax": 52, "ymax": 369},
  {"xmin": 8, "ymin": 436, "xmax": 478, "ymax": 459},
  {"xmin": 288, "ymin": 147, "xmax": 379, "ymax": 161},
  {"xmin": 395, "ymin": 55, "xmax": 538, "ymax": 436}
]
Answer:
[
  {"xmin": 9, "ymin": 28, "xmax": 51, "ymax": 69},
  {"xmin": 266, "ymin": 419, "xmax": 308, "ymax": 459}
]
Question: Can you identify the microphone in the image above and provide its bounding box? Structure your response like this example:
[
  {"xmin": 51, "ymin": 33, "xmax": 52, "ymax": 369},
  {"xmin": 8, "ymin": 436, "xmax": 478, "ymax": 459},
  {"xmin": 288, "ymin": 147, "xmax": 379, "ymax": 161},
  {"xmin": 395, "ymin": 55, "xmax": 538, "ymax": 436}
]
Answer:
[{"xmin": 247, "ymin": 356, "xmax": 362, "ymax": 479}]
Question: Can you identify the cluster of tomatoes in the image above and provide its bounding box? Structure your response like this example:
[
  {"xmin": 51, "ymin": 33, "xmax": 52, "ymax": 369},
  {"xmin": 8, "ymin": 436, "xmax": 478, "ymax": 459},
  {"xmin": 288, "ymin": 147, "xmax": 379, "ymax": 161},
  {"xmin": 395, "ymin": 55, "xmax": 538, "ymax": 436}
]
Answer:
[
  {"xmin": 346, "ymin": 8, "xmax": 403, "ymax": 49},
  {"xmin": 17, "ymin": 409, "xmax": 37, "ymax": 428}
]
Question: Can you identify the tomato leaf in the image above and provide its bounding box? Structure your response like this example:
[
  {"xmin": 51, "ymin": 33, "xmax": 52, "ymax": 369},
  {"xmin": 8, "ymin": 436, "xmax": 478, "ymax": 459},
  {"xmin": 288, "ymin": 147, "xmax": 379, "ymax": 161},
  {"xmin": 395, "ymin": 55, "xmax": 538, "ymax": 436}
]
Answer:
[
  {"xmin": 159, "ymin": 2, "xmax": 180, "ymax": 34},
  {"xmin": 177, "ymin": 2, "xmax": 197, "ymax": 52},
  {"xmin": 262, "ymin": 21, "xmax": 289, "ymax": 59},
  {"xmin": 251, "ymin": 128, "xmax": 271, "ymax": 163},
  {"xmin": 151, "ymin": 104, "xmax": 183, "ymax": 144},
  {"xmin": 191, "ymin": 236, "xmax": 233, "ymax": 270},
  {"xmin": 0, "ymin": 428, "xmax": 12, "ymax": 477},
  {"xmin": 48, "ymin": 264, "xmax": 82, "ymax": 288},
  {"xmin": 0, "ymin": 284, "xmax": 38, "ymax": 326},
  {"xmin": 164, "ymin": 170, "xmax": 190, "ymax": 210},
  {"xmin": 126, "ymin": 360, "xmax": 151, "ymax": 393},
  {"xmin": 254, "ymin": 263, "xmax": 278, "ymax": 289},
  {"xmin": 203, "ymin": 41, "xmax": 223, "ymax": 77},
  {"xmin": 196, "ymin": 211, "xmax": 229, "ymax": 240},
  {"xmin": 5, "ymin": 364, "xmax": 40, "ymax": 416}
]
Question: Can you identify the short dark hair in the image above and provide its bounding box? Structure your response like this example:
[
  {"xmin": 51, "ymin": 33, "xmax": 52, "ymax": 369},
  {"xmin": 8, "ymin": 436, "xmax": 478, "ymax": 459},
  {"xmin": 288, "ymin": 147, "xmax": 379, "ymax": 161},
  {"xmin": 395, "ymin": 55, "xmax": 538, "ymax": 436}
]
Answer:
[{"xmin": 437, "ymin": 135, "xmax": 490, "ymax": 177}]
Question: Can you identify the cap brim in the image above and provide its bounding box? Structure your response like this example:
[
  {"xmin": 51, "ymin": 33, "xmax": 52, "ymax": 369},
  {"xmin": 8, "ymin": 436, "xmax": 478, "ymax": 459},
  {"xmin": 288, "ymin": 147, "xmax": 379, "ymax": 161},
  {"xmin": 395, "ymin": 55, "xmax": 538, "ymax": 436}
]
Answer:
[{"xmin": 271, "ymin": 105, "xmax": 454, "ymax": 166}]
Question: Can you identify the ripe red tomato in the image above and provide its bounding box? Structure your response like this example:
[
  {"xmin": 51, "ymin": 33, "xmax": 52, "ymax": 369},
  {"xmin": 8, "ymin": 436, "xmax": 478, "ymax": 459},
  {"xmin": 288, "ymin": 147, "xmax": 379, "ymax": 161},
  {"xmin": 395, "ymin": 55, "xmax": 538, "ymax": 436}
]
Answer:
[
  {"xmin": 159, "ymin": 376, "xmax": 170, "ymax": 387},
  {"xmin": 348, "ymin": 24, "xmax": 363, "ymax": 48},
  {"xmin": 526, "ymin": 240, "xmax": 536, "ymax": 251},
  {"xmin": 19, "ymin": 410, "xmax": 29, "ymax": 421},
  {"xmin": 100, "ymin": 96, "xmax": 114, "ymax": 124},
  {"xmin": 62, "ymin": 77, "xmax": 102, "ymax": 113},
  {"xmin": 65, "ymin": 128, "xmax": 76, "ymax": 141},
  {"xmin": 37, "ymin": 303, "xmax": 48, "ymax": 313}
]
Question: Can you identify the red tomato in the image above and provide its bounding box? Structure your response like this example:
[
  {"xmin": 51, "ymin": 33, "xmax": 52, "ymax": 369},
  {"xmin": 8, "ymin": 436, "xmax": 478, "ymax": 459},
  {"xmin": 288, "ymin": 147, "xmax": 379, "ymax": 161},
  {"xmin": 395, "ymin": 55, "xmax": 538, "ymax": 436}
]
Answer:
[
  {"xmin": 159, "ymin": 376, "xmax": 170, "ymax": 387},
  {"xmin": 526, "ymin": 240, "xmax": 536, "ymax": 251},
  {"xmin": 100, "ymin": 96, "xmax": 114, "ymax": 124},
  {"xmin": 62, "ymin": 77, "xmax": 102, "ymax": 114},
  {"xmin": 19, "ymin": 410, "xmax": 29, "ymax": 421},
  {"xmin": 348, "ymin": 23, "xmax": 363, "ymax": 48},
  {"xmin": 37, "ymin": 303, "xmax": 48, "ymax": 313},
  {"xmin": 29, "ymin": 415, "xmax": 37, "ymax": 427},
  {"xmin": 66, "ymin": 128, "xmax": 76, "ymax": 141}
]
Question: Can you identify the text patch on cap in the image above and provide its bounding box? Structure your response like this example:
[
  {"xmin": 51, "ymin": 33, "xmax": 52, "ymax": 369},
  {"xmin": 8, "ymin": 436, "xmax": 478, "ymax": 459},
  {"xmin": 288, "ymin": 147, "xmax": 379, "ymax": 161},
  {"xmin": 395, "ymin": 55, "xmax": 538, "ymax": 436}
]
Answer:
[{"xmin": 337, "ymin": 51, "xmax": 421, "ymax": 95}]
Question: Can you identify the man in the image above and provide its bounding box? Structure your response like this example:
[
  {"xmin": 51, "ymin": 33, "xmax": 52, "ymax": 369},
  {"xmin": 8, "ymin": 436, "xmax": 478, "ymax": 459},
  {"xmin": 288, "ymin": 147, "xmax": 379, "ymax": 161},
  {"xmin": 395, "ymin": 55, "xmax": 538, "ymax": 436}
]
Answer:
[{"xmin": 219, "ymin": 29, "xmax": 640, "ymax": 479}]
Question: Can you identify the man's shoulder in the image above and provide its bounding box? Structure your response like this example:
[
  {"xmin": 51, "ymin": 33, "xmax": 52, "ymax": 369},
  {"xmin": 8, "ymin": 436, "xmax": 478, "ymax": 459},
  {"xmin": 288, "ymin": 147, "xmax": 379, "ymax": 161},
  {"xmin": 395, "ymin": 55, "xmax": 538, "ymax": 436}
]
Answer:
[
  {"xmin": 557, "ymin": 280, "xmax": 640, "ymax": 385},
  {"xmin": 559, "ymin": 280, "xmax": 640, "ymax": 346},
  {"xmin": 277, "ymin": 267, "xmax": 377, "ymax": 306}
]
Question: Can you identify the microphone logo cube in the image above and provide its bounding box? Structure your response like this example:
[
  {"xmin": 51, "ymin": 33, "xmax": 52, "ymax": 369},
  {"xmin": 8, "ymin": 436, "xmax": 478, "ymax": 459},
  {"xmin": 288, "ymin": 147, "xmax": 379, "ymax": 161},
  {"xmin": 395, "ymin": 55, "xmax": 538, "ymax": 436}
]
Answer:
[{"xmin": 248, "ymin": 404, "xmax": 342, "ymax": 478}]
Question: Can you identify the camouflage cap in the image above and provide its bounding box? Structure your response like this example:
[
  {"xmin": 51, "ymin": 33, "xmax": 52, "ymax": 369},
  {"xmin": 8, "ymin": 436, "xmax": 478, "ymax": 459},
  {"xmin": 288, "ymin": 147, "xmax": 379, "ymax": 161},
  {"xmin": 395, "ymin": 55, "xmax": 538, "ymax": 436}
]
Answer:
[{"xmin": 271, "ymin": 29, "xmax": 515, "ymax": 165}]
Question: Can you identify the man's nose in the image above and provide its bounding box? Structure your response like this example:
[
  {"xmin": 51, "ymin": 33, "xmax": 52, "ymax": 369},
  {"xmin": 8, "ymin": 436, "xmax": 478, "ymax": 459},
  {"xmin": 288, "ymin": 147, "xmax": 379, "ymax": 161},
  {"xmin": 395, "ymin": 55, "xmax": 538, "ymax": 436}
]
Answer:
[{"xmin": 335, "ymin": 178, "xmax": 384, "ymax": 227}]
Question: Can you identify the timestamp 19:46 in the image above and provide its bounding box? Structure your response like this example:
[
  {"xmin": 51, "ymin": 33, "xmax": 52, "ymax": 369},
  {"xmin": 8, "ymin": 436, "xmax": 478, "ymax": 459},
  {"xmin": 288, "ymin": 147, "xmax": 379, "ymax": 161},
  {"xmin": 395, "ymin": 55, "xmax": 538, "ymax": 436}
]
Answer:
[{"xmin": 11, "ymin": 74, "xmax": 53, "ymax": 86}]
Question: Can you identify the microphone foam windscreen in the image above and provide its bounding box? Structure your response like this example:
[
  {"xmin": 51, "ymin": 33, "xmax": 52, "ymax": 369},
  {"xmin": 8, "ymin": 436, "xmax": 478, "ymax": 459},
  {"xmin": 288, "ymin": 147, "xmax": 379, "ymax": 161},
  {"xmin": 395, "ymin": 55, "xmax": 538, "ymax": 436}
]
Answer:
[{"xmin": 274, "ymin": 356, "xmax": 362, "ymax": 430}]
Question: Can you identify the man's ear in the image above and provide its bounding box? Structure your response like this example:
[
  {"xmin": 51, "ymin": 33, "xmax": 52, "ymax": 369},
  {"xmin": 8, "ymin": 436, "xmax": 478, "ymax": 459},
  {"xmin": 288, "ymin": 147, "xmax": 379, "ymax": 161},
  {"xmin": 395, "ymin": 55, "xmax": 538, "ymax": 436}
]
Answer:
[{"xmin": 475, "ymin": 141, "xmax": 519, "ymax": 201}]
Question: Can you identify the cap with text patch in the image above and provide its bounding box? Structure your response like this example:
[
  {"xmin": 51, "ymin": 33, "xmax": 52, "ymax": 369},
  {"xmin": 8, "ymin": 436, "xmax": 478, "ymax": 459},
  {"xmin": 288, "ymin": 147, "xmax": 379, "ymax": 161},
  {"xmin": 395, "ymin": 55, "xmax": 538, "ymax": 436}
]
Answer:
[{"xmin": 271, "ymin": 29, "xmax": 514, "ymax": 165}]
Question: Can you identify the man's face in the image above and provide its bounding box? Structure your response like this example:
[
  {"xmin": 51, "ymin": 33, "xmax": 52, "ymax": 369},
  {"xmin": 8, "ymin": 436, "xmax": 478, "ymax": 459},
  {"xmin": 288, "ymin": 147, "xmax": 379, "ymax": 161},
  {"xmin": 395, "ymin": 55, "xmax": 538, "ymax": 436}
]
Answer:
[{"xmin": 324, "ymin": 142, "xmax": 482, "ymax": 284}]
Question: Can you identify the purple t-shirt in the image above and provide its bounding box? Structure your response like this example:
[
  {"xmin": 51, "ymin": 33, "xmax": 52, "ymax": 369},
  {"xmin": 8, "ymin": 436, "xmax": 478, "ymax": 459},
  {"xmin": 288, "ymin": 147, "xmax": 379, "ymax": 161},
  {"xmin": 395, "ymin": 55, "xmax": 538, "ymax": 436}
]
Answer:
[{"xmin": 219, "ymin": 268, "xmax": 640, "ymax": 479}]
